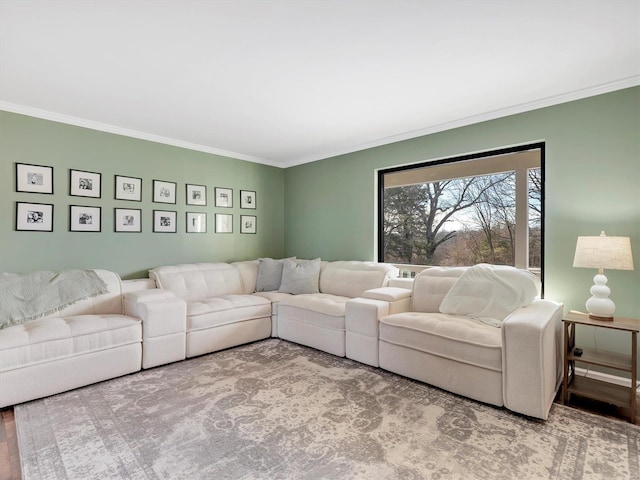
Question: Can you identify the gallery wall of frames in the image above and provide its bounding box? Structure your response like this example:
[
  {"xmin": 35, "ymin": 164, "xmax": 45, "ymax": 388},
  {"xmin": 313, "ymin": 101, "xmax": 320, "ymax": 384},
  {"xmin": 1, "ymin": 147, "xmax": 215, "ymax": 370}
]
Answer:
[{"xmin": 14, "ymin": 163, "xmax": 258, "ymax": 235}]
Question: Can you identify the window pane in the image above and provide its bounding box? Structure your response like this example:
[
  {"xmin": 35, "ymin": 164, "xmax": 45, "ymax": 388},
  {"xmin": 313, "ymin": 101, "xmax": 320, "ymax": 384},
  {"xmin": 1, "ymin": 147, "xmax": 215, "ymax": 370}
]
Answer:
[
  {"xmin": 383, "ymin": 172, "xmax": 517, "ymax": 266},
  {"xmin": 379, "ymin": 146, "xmax": 543, "ymax": 271},
  {"xmin": 528, "ymin": 168, "xmax": 542, "ymax": 269}
]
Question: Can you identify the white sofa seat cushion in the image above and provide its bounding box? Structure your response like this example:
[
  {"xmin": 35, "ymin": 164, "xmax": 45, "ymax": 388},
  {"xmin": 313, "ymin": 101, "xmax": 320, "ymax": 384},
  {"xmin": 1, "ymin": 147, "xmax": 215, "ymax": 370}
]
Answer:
[
  {"xmin": 0, "ymin": 314, "xmax": 141, "ymax": 372},
  {"xmin": 379, "ymin": 312, "xmax": 502, "ymax": 372},
  {"xmin": 253, "ymin": 291, "xmax": 293, "ymax": 315},
  {"xmin": 278, "ymin": 294, "xmax": 350, "ymax": 330},
  {"xmin": 187, "ymin": 295, "xmax": 271, "ymax": 331}
]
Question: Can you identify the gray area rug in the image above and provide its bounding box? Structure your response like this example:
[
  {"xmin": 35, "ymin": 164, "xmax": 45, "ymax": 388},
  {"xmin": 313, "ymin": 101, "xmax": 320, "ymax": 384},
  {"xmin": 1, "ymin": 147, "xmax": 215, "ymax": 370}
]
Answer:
[{"xmin": 15, "ymin": 339, "xmax": 640, "ymax": 480}]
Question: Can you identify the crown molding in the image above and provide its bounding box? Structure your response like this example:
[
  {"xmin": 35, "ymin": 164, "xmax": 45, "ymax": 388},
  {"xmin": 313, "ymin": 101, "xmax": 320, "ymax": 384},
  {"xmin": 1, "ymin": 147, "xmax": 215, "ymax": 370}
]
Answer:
[
  {"xmin": 282, "ymin": 76, "xmax": 640, "ymax": 168},
  {"xmin": 0, "ymin": 102, "xmax": 281, "ymax": 167},
  {"xmin": 2, "ymin": 76, "xmax": 638, "ymax": 170}
]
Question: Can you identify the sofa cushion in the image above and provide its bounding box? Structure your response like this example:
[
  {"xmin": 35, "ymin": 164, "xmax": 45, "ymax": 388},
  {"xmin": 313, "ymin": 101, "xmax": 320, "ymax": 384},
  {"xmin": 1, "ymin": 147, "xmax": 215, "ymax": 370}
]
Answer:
[
  {"xmin": 256, "ymin": 257, "xmax": 294, "ymax": 292},
  {"xmin": 439, "ymin": 264, "xmax": 540, "ymax": 324},
  {"xmin": 0, "ymin": 314, "xmax": 141, "ymax": 372},
  {"xmin": 411, "ymin": 267, "xmax": 466, "ymax": 313},
  {"xmin": 278, "ymin": 294, "xmax": 350, "ymax": 330},
  {"xmin": 379, "ymin": 312, "xmax": 502, "ymax": 372},
  {"xmin": 253, "ymin": 291, "xmax": 293, "ymax": 315},
  {"xmin": 319, "ymin": 261, "xmax": 398, "ymax": 298},
  {"xmin": 187, "ymin": 295, "xmax": 271, "ymax": 331},
  {"xmin": 279, "ymin": 258, "xmax": 321, "ymax": 294},
  {"xmin": 150, "ymin": 263, "xmax": 244, "ymax": 301}
]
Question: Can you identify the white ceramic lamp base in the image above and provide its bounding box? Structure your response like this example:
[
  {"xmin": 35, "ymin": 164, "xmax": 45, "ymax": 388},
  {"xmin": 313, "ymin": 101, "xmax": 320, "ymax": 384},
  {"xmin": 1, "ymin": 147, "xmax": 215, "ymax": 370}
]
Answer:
[{"xmin": 585, "ymin": 273, "xmax": 615, "ymax": 320}]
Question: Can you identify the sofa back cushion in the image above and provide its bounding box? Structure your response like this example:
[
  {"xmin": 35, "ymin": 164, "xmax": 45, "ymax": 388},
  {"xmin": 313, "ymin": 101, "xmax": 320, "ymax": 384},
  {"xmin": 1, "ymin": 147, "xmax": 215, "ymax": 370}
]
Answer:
[
  {"xmin": 150, "ymin": 263, "xmax": 243, "ymax": 301},
  {"xmin": 232, "ymin": 260, "xmax": 259, "ymax": 294},
  {"xmin": 44, "ymin": 269, "xmax": 124, "ymax": 318},
  {"xmin": 320, "ymin": 261, "xmax": 399, "ymax": 298},
  {"xmin": 411, "ymin": 267, "xmax": 467, "ymax": 313}
]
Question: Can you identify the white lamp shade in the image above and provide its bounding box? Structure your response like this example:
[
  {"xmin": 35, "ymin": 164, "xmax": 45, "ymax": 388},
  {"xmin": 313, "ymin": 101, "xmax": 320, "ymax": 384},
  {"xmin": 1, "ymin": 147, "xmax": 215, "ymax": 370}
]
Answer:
[{"xmin": 573, "ymin": 232, "xmax": 634, "ymax": 271}]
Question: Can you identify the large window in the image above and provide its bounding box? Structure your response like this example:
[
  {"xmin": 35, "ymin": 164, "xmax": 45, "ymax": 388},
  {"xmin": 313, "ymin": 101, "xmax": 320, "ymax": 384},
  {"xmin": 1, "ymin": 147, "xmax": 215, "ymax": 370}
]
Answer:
[{"xmin": 378, "ymin": 144, "xmax": 543, "ymax": 272}]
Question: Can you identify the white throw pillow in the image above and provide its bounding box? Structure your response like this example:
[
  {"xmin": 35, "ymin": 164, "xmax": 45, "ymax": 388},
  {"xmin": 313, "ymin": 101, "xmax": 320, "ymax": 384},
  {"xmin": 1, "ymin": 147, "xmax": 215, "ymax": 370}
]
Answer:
[
  {"xmin": 438, "ymin": 264, "xmax": 540, "ymax": 325},
  {"xmin": 279, "ymin": 258, "xmax": 321, "ymax": 294}
]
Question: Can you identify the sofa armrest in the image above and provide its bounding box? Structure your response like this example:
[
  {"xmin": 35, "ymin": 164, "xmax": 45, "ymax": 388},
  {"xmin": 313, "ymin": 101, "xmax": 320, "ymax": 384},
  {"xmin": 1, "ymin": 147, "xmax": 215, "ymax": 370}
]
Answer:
[
  {"xmin": 124, "ymin": 289, "xmax": 187, "ymax": 368},
  {"xmin": 502, "ymin": 299, "xmax": 563, "ymax": 420},
  {"xmin": 362, "ymin": 287, "xmax": 412, "ymax": 304},
  {"xmin": 388, "ymin": 277, "xmax": 414, "ymax": 289}
]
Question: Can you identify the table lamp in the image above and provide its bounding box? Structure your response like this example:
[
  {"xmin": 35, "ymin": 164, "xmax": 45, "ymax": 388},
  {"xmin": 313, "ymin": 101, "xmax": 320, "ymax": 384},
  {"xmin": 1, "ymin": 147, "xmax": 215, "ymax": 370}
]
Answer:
[{"xmin": 573, "ymin": 231, "xmax": 634, "ymax": 319}]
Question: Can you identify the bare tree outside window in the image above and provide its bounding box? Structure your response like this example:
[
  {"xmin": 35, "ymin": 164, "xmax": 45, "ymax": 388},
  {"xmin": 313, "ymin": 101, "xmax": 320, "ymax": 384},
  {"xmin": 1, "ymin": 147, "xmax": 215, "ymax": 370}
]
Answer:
[{"xmin": 380, "ymin": 147, "xmax": 542, "ymax": 270}]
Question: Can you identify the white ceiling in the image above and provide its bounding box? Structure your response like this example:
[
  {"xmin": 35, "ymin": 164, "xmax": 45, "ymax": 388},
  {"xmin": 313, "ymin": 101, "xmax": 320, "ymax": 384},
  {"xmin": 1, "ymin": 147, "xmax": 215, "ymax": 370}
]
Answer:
[{"xmin": 1, "ymin": 1, "xmax": 639, "ymax": 168}]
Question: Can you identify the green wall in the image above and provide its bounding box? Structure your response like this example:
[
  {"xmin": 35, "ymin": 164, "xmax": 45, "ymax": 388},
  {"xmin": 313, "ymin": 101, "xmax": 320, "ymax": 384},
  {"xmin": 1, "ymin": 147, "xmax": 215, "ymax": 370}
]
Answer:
[
  {"xmin": 0, "ymin": 111, "xmax": 285, "ymax": 279},
  {"xmin": 285, "ymin": 87, "xmax": 640, "ymax": 367}
]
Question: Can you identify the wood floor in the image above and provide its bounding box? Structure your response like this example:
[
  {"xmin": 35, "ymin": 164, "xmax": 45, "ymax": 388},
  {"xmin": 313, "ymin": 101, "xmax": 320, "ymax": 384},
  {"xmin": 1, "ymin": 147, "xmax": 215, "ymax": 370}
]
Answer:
[
  {"xmin": 0, "ymin": 409, "xmax": 20, "ymax": 480},
  {"xmin": 1, "ymin": 392, "xmax": 637, "ymax": 480}
]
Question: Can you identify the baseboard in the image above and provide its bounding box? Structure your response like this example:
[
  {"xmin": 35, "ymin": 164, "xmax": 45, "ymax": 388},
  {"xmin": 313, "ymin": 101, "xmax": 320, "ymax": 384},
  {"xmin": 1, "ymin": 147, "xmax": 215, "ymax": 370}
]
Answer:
[{"xmin": 575, "ymin": 367, "xmax": 640, "ymax": 389}]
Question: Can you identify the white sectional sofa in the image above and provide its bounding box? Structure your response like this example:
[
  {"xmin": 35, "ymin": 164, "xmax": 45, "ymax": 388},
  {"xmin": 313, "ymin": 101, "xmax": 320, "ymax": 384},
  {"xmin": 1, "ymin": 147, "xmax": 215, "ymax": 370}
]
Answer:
[
  {"xmin": 0, "ymin": 270, "xmax": 185, "ymax": 408},
  {"xmin": 345, "ymin": 264, "xmax": 563, "ymax": 420},
  {"xmin": 1, "ymin": 260, "xmax": 562, "ymax": 420},
  {"xmin": 148, "ymin": 259, "xmax": 399, "ymax": 359}
]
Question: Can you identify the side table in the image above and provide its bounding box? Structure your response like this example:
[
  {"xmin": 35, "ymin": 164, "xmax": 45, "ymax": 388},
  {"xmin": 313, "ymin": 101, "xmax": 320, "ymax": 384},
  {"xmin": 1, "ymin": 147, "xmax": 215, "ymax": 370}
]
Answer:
[{"xmin": 562, "ymin": 311, "xmax": 639, "ymax": 424}]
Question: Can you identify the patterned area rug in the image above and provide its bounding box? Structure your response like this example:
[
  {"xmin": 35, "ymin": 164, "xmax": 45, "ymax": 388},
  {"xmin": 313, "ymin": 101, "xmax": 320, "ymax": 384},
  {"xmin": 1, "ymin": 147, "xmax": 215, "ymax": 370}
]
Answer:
[{"xmin": 15, "ymin": 339, "xmax": 640, "ymax": 479}]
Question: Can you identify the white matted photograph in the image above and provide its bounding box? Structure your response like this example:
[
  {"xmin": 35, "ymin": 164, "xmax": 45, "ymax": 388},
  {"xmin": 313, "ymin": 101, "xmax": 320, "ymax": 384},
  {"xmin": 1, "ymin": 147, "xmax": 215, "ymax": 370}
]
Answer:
[
  {"xmin": 70, "ymin": 205, "xmax": 101, "ymax": 232},
  {"xmin": 153, "ymin": 210, "xmax": 177, "ymax": 233},
  {"xmin": 16, "ymin": 163, "xmax": 53, "ymax": 194},
  {"xmin": 240, "ymin": 215, "xmax": 256, "ymax": 234},
  {"xmin": 215, "ymin": 187, "xmax": 233, "ymax": 208},
  {"xmin": 16, "ymin": 202, "xmax": 53, "ymax": 232},
  {"xmin": 186, "ymin": 212, "xmax": 207, "ymax": 233},
  {"xmin": 115, "ymin": 175, "xmax": 142, "ymax": 201},
  {"xmin": 114, "ymin": 208, "xmax": 142, "ymax": 232},
  {"xmin": 70, "ymin": 169, "xmax": 101, "ymax": 198},
  {"xmin": 215, "ymin": 213, "xmax": 233, "ymax": 233},
  {"xmin": 186, "ymin": 184, "xmax": 207, "ymax": 206},
  {"xmin": 153, "ymin": 180, "xmax": 177, "ymax": 204},
  {"xmin": 240, "ymin": 190, "xmax": 256, "ymax": 209}
]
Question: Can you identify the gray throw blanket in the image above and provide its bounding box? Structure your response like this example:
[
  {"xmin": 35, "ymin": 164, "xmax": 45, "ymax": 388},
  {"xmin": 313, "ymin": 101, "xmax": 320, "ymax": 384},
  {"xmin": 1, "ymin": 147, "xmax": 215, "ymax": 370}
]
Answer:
[{"xmin": 0, "ymin": 270, "xmax": 108, "ymax": 329}]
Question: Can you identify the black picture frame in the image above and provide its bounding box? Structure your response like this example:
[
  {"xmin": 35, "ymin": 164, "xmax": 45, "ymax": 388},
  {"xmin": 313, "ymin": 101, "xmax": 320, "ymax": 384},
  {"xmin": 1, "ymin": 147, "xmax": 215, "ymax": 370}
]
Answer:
[
  {"xmin": 186, "ymin": 212, "xmax": 207, "ymax": 233},
  {"xmin": 15, "ymin": 163, "xmax": 53, "ymax": 194},
  {"xmin": 186, "ymin": 184, "xmax": 207, "ymax": 206},
  {"xmin": 114, "ymin": 208, "xmax": 142, "ymax": 233},
  {"xmin": 70, "ymin": 169, "xmax": 102, "ymax": 198},
  {"xmin": 153, "ymin": 210, "xmax": 177, "ymax": 233},
  {"xmin": 240, "ymin": 190, "xmax": 256, "ymax": 209},
  {"xmin": 153, "ymin": 180, "xmax": 177, "ymax": 204},
  {"xmin": 69, "ymin": 205, "xmax": 101, "ymax": 232},
  {"xmin": 215, "ymin": 213, "xmax": 233, "ymax": 233},
  {"xmin": 215, "ymin": 187, "xmax": 233, "ymax": 208},
  {"xmin": 15, "ymin": 202, "xmax": 54, "ymax": 232},
  {"xmin": 115, "ymin": 175, "xmax": 142, "ymax": 202},
  {"xmin": 240, "ymin": 215, "xmax": 257, "ymax": 234}
]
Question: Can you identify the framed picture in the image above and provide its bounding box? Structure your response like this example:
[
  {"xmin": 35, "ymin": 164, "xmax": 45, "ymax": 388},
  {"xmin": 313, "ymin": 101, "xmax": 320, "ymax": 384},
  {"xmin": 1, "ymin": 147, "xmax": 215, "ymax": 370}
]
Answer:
[
  {"xmin": 215, "ymin": 187, "xmax": 233, "ymax": 208},
  {"xmin": 115, "ymin": 175, "xmax": 142, "ymax": 201},
  {"xmin": 186, "ymin": 212, "xmax": 207, "ymax": 233},
  {"xmin": 16, "ymin": 163, "xmax": 53, "ymax": 194},
  {"xmin": 240, "ymin": 215, "xmax": 257, "ymax": 234},
  {"xmin": 240, "ymin": 190, "xmax": 256, "ymax": 209},
  {"xmin": 186, "ymin": 184, "xmax": 207, "ymax": 206},
  {"xmin": 153, "ymin": 210, "xmax": 177, "ymax": 233},
  {"xmin": 114, "ymin": 208, "xmax": 142, "ymax": 233},
  {"xmin": 16, "ymin": 202, "xmax": 53, "ymax": 232},
  {"xmin": 153, "ymin": 180, "xmax": 177, "ymax": 204},
  {"xmin": 215, "ymin": 213, "xmax": 233, "ymax": 233},
  {"xmin": 70, "ymin": 205, "xmax": 101, "ymax": 232},
  {"xmin": 70, "ymin": 169, "xmax": 101, "ymax": 198}
]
